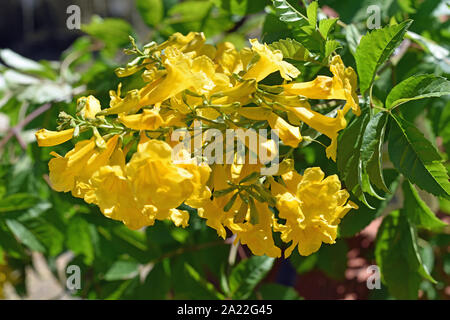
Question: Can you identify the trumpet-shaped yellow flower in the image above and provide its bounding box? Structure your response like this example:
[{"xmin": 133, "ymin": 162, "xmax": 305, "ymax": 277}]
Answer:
[
  {"xmin": 225, "ymin": 201, "xmax": 281, "ymax": 258},
  {"xmin": 118, "ymin": 108, "xmax": 164, "ymax": 130},
  {"xmin": 139, "ymin": 47, "xmax": 194, "ymax": 107},
  {"xmin": 267, "ymin": 112, "xmax": 302, "ymax": 148},
  {"xmin": 283, "ymin": 55, "xmax": 360, "ymax": 115},
  {"xmin": 272, "ymin": 167, "xmax": 357, "ymax": 257},
  {"xmin": 78, "ymin": 95, "xmax": 103, "ymax": 119},
  {"xmin": 125, "ymin": 138, "xmax": 197, "ymax": 211},
  {"xmin": 48, "ymin": 136, "xmax": 119, "ymax": 194},
  {"xmin": 72, "ymin": 135, "xmax": 119, "ymax": 199},
  {"xmin": 214, "ymin": 42, "xmax": 243, "ymax": 76},
  {"xmin": 288, "ymin": 106, "xmax": 347, "ymax": 161},
  {"xmin": 48, "ymin": 139, "xmax": 96, "ymax": 192},
  {"xmin": 89, "ymin": 165, "xmax": 157, "ymax": 230},
  {"xmin": 244, "ymin": 39, "xmax": 300, "ymax": 82},
  {"xmin": 35, "ymin": 128, "xmax": 74, "ymax": 147}
]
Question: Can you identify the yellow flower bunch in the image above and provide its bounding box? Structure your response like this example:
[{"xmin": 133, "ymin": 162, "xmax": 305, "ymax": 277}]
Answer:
[{"xmin": 36, "ymin": 32, "xmax": 359, "ymax": 257}]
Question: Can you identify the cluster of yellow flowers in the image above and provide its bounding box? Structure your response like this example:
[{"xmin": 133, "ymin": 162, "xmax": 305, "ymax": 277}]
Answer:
[{"xmin": 36, "ymin": 32, "xmax": 359, "ymax": 257}]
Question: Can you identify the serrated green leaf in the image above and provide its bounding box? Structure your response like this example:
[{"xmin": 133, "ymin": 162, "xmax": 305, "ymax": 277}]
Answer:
[
  {"xmin": 268, "ymin": 38, "xmax": 315, "ymax": 62},
  {"xmin": 340, "ymin": 169, "xmax": 400, "ymax": 238},
  {"xmin": 388, "ymin": 114, "xmax": 450, "ymax": 199},
  {"xmin": 306, "ymin": 1, "xmax": 318, "ymax": 27},
  {"xmin": 375, "ymin": 210, "xmax": 434, "ymax": 299},
  {"xmin": 361, "ymin": 111, "xmax": 390, "ymax": 194},
  {"xmin": 136, "ymin": 0, "xmax": 164, "ymax": 27},
  {"xmin": 319, "ymin": 18, "xmax": 338, "ymax": 39},
  {"xmin": 324, "ymin": 39, "xmax": 341, "ymax": 58},
  {"xmin": 272, "ymin": 0, "xmax": 308, "ymax": 25},
  {"xmin": 355, "ymin": 20, "xmax": 412, "ymax": 95},
  {"xmin": 403, "ymin": 181, "xmax": 447, "ymax": 231},
  {"xmin": 337, "ymin": 107, "xmax": 372, "ymax": 206},
  {"xmin": 386, "ymin": 74, "xmax": 450, "ymax": 109},
  {"xmin": 229, "ymin": 255, "xmax": 274, "ymax": 299}
]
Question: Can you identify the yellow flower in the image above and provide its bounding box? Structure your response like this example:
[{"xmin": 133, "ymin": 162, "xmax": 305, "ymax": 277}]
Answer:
[
  {"xmin": 78, "ymin": 95, "xmax": 103, "ymax": 119},
  {"xmin": 283, "ymin": 55, "xmax": 360, "ymax": 116},
  {"xmin": 191, "ymin": 55, "xmax": 231, "ymax": 95},
  {"xmin": 267, "ymin": 112, "xmax": 302, "ymax": 148},
  {"xmin": 271, "ymin": 167, "xmax": 357, "ymax": 257},
  {"xmin": 89, "ymin": 165, "xmax": 157, "ymax": 230},
  {"xmin": 102, "ymin": 85, "xmax": 141, "ymax": 115},
  {"xmin": 243, "ymin": 39, "xmax": 300, "ymax": 82},
  {"xmin": 48, "ymin": 139, "xmax": 96, "ymax": 192},
  {"xmin": 72, "ymin": 135, "xmax": 119, "ymax": 199},
  {"xmin": 125, "ymin": 138, "xmax": 197, "ymax": 211},
  {"xmin": 214, "ymin": 42, "xmax": 243, "ymax": 76},
  {"xmin": 48, "ymin": 136, "xmax": 118, "ymax": 194},
  {"xmin": 139, "ymin": 47, "xmax": 194, "ymax": 107},
  {"xmin": 158, "ymin": 32, "xmax": 206, "ymax": 55},
  {"xmin": 35, "ymin": 128, "xmax": 74, "ymax": 147},
  {"xmin": 288, "ymin": 106, "xmax": 347, "ymax": 161},
  {"xmin": 118, "ymin": 108, "xmax": 164, "ymax": 130},
  {"xmin": 225, "ymin": 201, "xmax": 281, "ymax": 258}
]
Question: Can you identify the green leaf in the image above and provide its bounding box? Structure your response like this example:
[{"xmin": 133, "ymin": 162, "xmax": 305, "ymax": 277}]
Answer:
[
  {"xmin": 340, "ymin": 169, "xmax": 400, "ymax": 238},
  {"xmin": 402, "ymin": 181, "xmax": 447, "ymax": 231},
  {"xmin": 361, "ymin": 111, "xmax": 390, "ymax": 194},
  {"xmin": 318, "ymin": 18, "xmax": 338, "ymax": 39},
  {"xmin": 375, "ymin": 210, "xmax": 436, "ymax": 299},
  {"xmin": 272, "ymin": 0, "xmax": 308, "ymax": 26},
  {"xmin": 184, "ymin": 263, "xmax": 224, "ymax": 299},
  {"xmin": 324, "ymin": 39, "xmax": 341, "ymax": 58},
  {"xmin": 388, "ymin": 114, "xmax": 450, "ymax": 199},
  {"xmin": 66, "ymin": 216, "xmax": 95, "ymax": 265},
  {"xmin": 0, "ymin": 193, "xmax": 40, "ymax": 213},
  {"xmin": 136, "ymin": 0, "xmax": 164, "ymax": 27},
  {"xmin": 255, "ymin": 283, "xmax": 301, "ymax": 300},
  {"xmin": 386, "ymin": 74, "xmax": 450, "ymax": 109},
  {"xmin": 317, "ymin": 240, "xmax": 348, "ymax": 280},
  {"xmin": 223, "ymin": 192, "xmax": 238, "ymax": 212},
  {"xmin": 82, "ymin": 17, "xmax": 133, "ymax": 56},
  {"xmin": 229, "ymin": 256, "xmax": 274, "ymax": 299},
  {"xmin": 337, "ymin": 107, "xmax": 372, "ymax": 206},
  {"xmin": 355, "ymin": 20, "xmax": 412, "ymax": 95},
  {"xmin": 345, "ymin": 24, "xmax": 361, "ymax": 56},
  {"xmin": 138, "ymin": 261, "xmax": 171, "ymax": 299},
  {"xmin": 268, "ymin": 38, "xmax": 315, "ymax": 62},
  {"xmin": 6, "ymin": 219, "xmax": 45, "ymax": 252},
  {"xmin": 104, "ymin": 260, "xmax": 140, "ymax": 281},
  {"xmin": 289, "ymin": 250, "xmax": 318, "ymax": 274},
  {"xmin": 306, "ymin": 1, "xmax": 318, "ymax": 27},
  {"xmin": 24, "ymin": 218, "xmax": 64, "ymax": 257}
]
